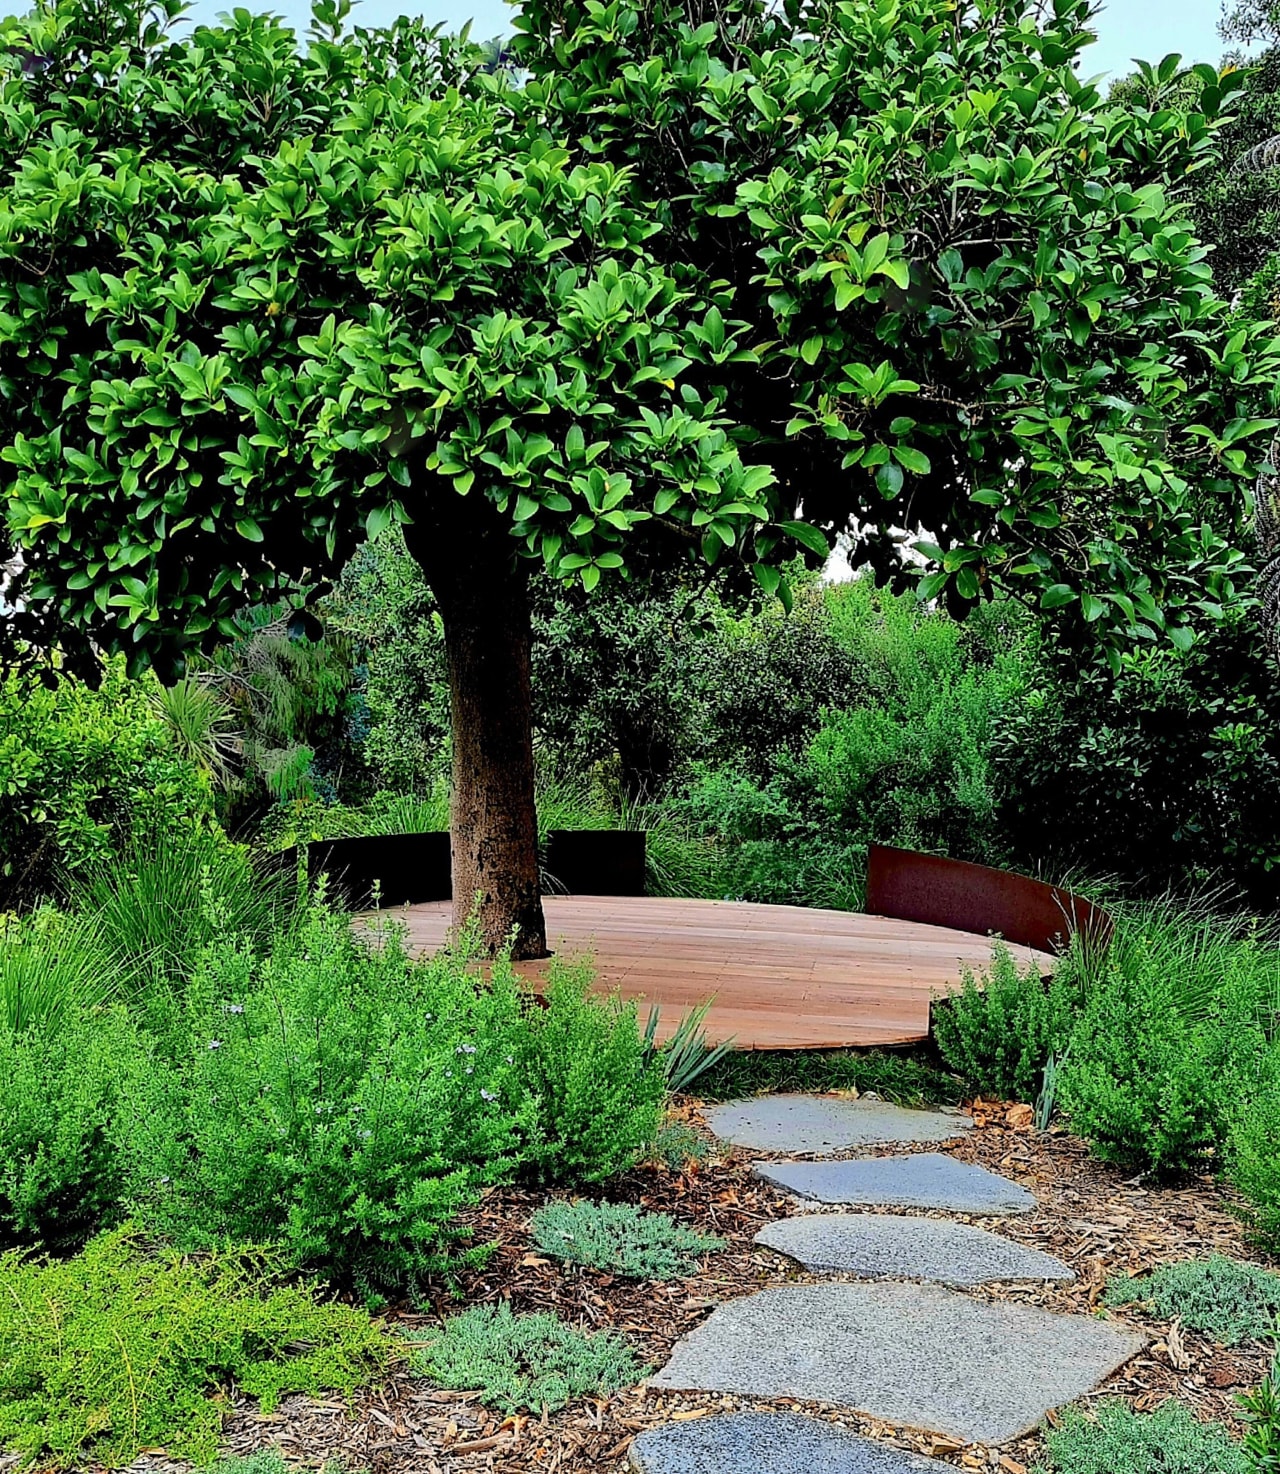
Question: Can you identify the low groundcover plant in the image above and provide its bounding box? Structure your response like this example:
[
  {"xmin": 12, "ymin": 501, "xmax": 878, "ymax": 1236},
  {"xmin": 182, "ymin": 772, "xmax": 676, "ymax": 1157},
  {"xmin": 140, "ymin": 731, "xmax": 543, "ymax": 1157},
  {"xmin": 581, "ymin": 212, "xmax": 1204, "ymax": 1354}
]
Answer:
[
  {"xmin": 530, "ymin": 1198, "xmax": 724, "ymax": 1279},
  {"xmin": 0, "ymin": 1224, "xmax": 388, "ymax": 1470},
  {"xmin": 405, "ymin": 1302, "xmax": 644, "ymax": 1414}
]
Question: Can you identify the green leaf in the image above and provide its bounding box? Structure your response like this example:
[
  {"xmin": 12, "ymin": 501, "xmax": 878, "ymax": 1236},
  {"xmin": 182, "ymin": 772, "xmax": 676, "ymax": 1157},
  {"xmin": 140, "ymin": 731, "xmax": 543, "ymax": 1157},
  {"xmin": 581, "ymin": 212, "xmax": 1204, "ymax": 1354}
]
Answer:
[
  {"xmin": 365, "ymin": 505, "xmax": 393, "ymax": 539},
  {"xmin": 892, "ymin": 445, "xmax": 931, "ymax": 475},
  {"xmin": 875, "ymin": 462, "xmax": 904, "ymax": 498},
  {"xmin": 235, "ymin": 517, "xmax": 264, "ymax": 543},
  {"xmin": 1040, "ymin": 583, "xmax": 1076, "ymax": 610},
  {"xmin": 778, "ymin": 519, "xmax": 829, "ymax": 557}
]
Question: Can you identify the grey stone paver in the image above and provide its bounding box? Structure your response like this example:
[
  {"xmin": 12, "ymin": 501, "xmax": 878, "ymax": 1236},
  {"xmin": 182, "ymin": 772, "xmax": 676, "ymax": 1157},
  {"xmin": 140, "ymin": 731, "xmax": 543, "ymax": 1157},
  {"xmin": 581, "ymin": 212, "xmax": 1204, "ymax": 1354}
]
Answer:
[
  {"xmin": 754, "ymin": 1152, "xmax": 1035, "ymax": 1213},
  {"xmin": 647, "ymin": 1281, "xmax": 1145, "ymax": 1445},
  {"xmin": 629, "ymin": 1411, "xmax": 952, "ymax": 1473},
  {"xmin": 754, "ymin": 1212, "xmax": 1073, "ymax": 1286},
  {"xmin": 707, "ymin": 1095, "xmax": 971, "ymax": 1155}
]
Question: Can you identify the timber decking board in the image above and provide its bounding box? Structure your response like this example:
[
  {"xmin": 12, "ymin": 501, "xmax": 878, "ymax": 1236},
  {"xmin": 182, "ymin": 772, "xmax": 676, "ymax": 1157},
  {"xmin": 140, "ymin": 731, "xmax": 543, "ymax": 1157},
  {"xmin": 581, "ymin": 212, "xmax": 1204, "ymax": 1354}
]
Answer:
[{"xmin": 376, "ymin": 894, "xmax": 1051, "ymax": 1051}]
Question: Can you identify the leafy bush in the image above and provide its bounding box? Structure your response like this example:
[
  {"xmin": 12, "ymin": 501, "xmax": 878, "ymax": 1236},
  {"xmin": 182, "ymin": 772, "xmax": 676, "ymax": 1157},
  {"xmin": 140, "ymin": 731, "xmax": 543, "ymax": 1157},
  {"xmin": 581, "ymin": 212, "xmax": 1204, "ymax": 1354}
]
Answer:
[
  {"xmin": 931, "ymin": 944, "xmax": 1077, "ymax": 1103},
  {"xmin": 120, "ymin": 905, "xmax": 663, "ymax": 1287},
  {"xmin": 119, "ymin": 907, "xmax": 536, "ymax": 1286},
  {"xmin": 1105, "ymin": 1258, "xmax": 1280, "ymax": 1346},
  {"xmin": 514, "ymin": 960, "xmax": 665, "ymax": 1187},
  {"xmin": 530, "ymin": 1200, "xmax": 723, "ymax": 1280},
  {"xmin": 995, "ymin": 613, "xmax": 1280, "ymax": 909},
  {"xmin": 1059, "ymin": 943, "xmax": 1265, "ymax": 1178},
  {"xmin": 0, "ymin": 1007, "xmax": 142, "ymax": 1252},
  {"xmin": 1230, "ymin": 1046, "xmax": 1280, "ymax": 1253},
  {"xmin": 1033, "ymin": 1399, "xmax": 1245, "ymax": 1474},
  {"xmin": 1242, "ymin": 1356, "xmax": 1280, "ymax": 1474},
  {"xmin": 0, "ymin": 1225, "xmax": 387, "ymax": 1470},
  {"xmin": 407, "ymin": 1303, "xmax": 642, "ymax": 1414},
  {"xmin": 0, "ymin": 659, "xmax": 214, "ymax": 909}
]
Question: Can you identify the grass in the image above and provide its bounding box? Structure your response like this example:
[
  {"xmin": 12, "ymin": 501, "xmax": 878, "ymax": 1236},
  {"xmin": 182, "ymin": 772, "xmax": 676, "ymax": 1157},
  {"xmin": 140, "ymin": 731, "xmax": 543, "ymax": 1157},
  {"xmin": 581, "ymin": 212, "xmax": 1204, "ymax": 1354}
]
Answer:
[
  {"xmin": 66, "ymin": 826, "xmax": 297, "ymax": 998},
  {"xmin": 695, "ymin": 1046, "xmax": 965, "ymax": 1106},
  {"xmin": 0, "ymin": 908, "xmax": 115, "ymax": 1034}
]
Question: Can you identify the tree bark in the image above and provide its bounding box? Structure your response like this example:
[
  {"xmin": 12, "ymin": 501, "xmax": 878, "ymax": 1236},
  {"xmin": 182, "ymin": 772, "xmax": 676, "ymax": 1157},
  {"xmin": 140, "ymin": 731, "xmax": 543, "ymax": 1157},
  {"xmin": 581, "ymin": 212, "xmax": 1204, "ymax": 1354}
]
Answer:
[{"xmin": 404, "ymin": 511, "xmax": 548, "ymax": 960}]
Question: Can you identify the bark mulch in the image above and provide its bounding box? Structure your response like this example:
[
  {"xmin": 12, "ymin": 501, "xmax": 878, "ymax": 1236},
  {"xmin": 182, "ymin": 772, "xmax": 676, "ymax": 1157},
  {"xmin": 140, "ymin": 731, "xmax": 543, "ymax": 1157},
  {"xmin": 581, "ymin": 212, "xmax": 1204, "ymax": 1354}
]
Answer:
[{"xmin": 155, "ymin": 1097, "xmax": 1279, "ymax": 1474}]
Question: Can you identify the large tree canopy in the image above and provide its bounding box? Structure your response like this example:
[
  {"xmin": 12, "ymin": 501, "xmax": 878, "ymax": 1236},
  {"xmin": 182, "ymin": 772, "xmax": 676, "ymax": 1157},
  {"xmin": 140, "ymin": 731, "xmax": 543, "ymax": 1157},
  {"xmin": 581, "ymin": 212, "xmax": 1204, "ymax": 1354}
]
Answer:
[{"xmin": 1, "ymin": 0, "xmax": 1278, "ymax": 949}]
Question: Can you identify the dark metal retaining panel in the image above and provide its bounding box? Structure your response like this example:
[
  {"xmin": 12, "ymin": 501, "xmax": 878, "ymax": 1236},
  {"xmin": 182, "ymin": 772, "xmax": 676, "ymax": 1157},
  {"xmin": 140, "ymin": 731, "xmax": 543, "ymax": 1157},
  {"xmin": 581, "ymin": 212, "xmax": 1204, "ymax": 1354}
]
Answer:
[{"xmin": 866, "ymin": 843, "xmax": 1113, "ymax": 956}]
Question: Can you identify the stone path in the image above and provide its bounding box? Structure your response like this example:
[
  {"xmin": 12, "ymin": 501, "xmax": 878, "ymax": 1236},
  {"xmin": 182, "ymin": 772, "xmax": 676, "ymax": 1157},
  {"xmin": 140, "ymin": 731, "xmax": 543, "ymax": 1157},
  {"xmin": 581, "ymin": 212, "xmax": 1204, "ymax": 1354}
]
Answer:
[
  {"xmin": 754, "ymin": 1212, "xmax": 1074, "ymax": 1286},
  {"xmin": 638, "ymin": 1093, "xmax": 1147, "ymax": 1465},
  {"xmin": 754, "ymin": 1152, "xmax": 1037, "ymax": 1213},
  {"xmin": 649, "ymin": 1281, "xmax": 1145, "ymax": 1445},
  {"xmin": 707, "ymin": 1094, "xmax": 971, "ymax": 1155},
  {"xmin": 629, "ymin": 1411, "xmax": 953, "ymax": 1472}
]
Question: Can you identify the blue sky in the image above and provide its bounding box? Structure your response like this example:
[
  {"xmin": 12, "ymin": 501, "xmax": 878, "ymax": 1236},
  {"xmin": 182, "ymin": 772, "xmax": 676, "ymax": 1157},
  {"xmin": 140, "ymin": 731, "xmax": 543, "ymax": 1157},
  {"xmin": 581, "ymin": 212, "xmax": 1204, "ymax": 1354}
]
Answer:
[{"xmin": 180, "ymin": 0, "xmax": 1236, "ymax": 78}]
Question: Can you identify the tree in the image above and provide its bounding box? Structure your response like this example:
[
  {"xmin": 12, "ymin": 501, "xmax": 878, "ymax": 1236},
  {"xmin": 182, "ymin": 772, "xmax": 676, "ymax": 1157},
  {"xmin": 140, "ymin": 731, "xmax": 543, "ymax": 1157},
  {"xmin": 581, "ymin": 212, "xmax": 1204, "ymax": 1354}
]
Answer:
[{"xmin": 2, "ymin": 0, "xmax": 1278, "ymax": 953}]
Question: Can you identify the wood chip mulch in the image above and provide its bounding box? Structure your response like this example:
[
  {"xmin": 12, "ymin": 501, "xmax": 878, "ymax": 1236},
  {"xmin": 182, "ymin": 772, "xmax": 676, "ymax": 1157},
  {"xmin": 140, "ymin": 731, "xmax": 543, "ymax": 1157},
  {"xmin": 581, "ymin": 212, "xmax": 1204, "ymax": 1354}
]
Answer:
[{"xmin": 128, "ymin": 1096, "xmax": 1280, "ymax": 1474}]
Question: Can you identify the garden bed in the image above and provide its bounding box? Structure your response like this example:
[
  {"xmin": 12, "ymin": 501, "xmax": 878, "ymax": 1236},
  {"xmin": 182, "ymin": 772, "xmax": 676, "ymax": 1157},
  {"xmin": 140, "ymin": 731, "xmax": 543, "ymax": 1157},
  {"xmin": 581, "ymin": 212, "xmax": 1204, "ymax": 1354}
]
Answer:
[{"xmin": 116, "ymin": 1103, "xmax": 1277, "ymax": 1474}]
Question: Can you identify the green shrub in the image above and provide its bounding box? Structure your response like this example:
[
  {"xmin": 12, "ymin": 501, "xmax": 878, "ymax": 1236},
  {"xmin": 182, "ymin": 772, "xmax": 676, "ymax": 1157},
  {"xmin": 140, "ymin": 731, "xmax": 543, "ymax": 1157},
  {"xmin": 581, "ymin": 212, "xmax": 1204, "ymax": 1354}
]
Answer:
[
  {"xmin": 530, "ymin": 1200, "xmax": 723, "ymax": 1280},
  {"xmin": 1033, "ymin": 1399, "xmax": 1245, "ymax": 1474},
  {"xmin": 119, "ymin": 906, "xmax": 535, "ymax": 1287},
  {"xmin": 1059, "ymin": 949, "xmax": 1264, "ymax": 1178},
  {"xmin": 0, "ymin": 659, "xmax": 215, "ymax": 909},
  {"xmin": 407, "ymin": 1302, "xmax": 643, "ymax": 1414},
  {"xmin": 120, "ymin": 905, "xmax": 664, "ymax": 1287},
  {"xmin": 1229, "ymin": 1045, "xmax": 1280, "ymax": 1253},
  {"xmin": 515, "ymin": 960, "xmax": 665, "ymax": 1187},
  {"xmin": 1242, "ymin": 1356, "xmax": 1280, "ymax": 1474},
  {"xmin": 1105, "ymin": 1258, "xmax": 1280, "ymax": 1346},
  {"xmin": 931, "ymin": 944, "xmax": 1077, "ymax": 1103},
  {"xmin": 0, "ymin": 1224, "xmax": 388, "ymax": 1470},
  {"xmin": 0, "ymin": 1006, "xmax": 142, "ymax": 1252}
]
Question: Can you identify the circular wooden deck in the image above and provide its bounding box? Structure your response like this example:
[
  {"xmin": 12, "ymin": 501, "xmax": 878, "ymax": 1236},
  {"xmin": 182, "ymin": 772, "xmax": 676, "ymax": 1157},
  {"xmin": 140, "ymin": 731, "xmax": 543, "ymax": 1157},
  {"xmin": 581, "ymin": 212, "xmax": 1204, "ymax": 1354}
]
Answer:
[{"xmin": 385, "ymin": 894, "xmax": 1051, "ymax": 1051}]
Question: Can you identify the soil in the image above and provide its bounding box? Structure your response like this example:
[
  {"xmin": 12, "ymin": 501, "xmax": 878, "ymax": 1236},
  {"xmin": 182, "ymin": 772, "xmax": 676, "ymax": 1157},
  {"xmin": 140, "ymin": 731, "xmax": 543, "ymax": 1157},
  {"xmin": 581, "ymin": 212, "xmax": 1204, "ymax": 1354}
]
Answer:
[{"xmin": 131, "ymin": 1097, "xmax": 1278, "ymax": 1474}]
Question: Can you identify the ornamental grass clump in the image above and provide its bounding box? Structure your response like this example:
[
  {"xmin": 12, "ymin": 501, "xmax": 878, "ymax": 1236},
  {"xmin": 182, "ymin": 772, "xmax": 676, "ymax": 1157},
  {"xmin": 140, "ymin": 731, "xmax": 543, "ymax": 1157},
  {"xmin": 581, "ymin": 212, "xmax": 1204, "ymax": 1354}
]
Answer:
[
  {"xmin": 406, "ymin": 1302, "xmax": 643, "ymax": 1414},
  {"xmin": 0, "ymin": 1225, "xmax": 388, "ymax": 1471},
  {"xmin": 531, "ymin": 1199, "xmax": 724, "ymax": 1280},
  {"xmin": 1105, "ymin": 1257, "xmax": 1280, "ymax": 1346}
]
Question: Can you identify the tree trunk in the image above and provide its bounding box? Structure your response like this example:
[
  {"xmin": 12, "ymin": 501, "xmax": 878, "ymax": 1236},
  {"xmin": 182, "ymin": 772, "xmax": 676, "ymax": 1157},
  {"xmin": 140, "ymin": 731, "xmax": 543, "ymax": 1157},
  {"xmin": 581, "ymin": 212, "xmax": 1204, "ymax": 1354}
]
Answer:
[{"xmin": 404, "ymin": 512, "xmax": 548, "ymax": 960}]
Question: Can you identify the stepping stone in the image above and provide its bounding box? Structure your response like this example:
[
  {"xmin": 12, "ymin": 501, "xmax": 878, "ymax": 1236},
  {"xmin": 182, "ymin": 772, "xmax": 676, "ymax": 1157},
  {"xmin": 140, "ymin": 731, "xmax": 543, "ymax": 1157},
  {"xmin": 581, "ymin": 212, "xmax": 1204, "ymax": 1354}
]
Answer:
[
  {"xmin": 754, "ymin": 1152, "xmax": 1035, "ymax": 1214},
  {"xmin": 648, "ymin": 1281, "xmax": 1146, "ymax": 1446},
  {"xmin": 708, "ymin": 1094, "xmax": 970, "ymax": 1155},
  {"xmin": 754, "ymin": 1213, "xmax": 1073, "ymax": 1285},
  {"xmin": 629, "ymin": 1410, "xmax": 952, "ymax": 1473}
]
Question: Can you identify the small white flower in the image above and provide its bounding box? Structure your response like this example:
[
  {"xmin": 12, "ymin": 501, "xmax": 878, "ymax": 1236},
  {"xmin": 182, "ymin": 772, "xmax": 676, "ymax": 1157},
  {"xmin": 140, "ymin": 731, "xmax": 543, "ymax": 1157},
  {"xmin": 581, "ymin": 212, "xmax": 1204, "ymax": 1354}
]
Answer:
[
  {"xmin": 465, "ymin": 1066, "xmax": 473, "ymax": 1075},
  {"xmin": 480, "ymin": 1089, "xmax": 496, "ymax": 1102},
  {"xmin": 224, "ymin": 1003, "xmax": 244, "ymax": 1015},
  {"xmin": 208, "ymin": 1040, "xmax": 223, "ymax": 1050}
]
